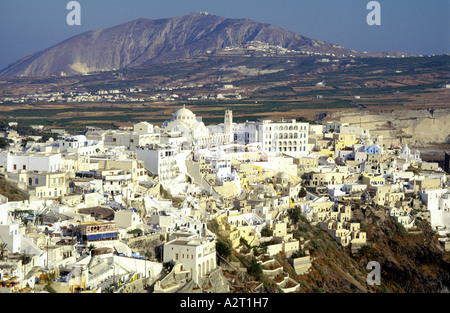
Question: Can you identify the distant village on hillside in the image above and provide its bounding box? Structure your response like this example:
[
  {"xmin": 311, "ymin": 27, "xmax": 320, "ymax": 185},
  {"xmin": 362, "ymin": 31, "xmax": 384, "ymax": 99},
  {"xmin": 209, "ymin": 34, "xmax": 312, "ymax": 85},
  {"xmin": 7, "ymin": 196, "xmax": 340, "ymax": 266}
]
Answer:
[{"xmin": 0, "ymin": 105, "xmax": 449, "ymax": 293}]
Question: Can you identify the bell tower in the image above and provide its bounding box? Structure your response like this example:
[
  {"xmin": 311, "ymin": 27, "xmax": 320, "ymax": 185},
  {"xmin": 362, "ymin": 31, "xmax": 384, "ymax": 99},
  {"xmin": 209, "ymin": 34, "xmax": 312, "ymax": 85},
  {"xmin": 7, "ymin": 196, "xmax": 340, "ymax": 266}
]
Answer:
[{"xmin": 224, "ymin": 109, "xmax": 233, "ymax": 143}]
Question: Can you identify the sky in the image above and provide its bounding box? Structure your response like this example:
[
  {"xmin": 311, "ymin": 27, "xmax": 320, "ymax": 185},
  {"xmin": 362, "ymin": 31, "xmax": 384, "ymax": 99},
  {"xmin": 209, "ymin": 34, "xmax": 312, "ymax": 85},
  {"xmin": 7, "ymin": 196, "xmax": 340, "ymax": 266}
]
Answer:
[{"xmin": 0, "ymin": 0, "xmax": 449, "ymax": 70}]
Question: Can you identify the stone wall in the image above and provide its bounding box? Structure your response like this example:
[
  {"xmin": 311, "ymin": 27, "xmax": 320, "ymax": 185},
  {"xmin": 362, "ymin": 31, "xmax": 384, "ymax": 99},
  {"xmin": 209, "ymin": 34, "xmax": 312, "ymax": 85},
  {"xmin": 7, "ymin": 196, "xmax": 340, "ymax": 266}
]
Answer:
[{"xmin": 289, "ymin": 256, "xmax": 312, "ymax": 275}]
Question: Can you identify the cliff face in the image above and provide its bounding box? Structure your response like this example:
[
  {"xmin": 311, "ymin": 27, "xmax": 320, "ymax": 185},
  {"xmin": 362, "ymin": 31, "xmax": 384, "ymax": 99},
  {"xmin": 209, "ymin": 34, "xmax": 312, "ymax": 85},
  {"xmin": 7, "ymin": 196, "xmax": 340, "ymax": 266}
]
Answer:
[
  {"xmin": 293, "ymin": 204, "xmax": 450, "ymax": 293},
  {"xmin": 0, "ymin": 12, "xmax": 390, "ymax": 78},
  {"xmin": 352, "ymin": 206, "xmax": 450, "ymax": 293},
  {"xmin": 217, "ymin": 201, "xmax": 450, "ymax": 293},
  {"xmin": 325, "ymin": 108, "xmax": 450, "ymax": 149}
]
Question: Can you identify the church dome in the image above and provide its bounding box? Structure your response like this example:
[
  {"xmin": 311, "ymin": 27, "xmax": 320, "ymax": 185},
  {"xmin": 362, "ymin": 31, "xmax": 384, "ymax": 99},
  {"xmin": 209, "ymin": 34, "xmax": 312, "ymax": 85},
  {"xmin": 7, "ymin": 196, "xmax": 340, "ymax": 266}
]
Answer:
[
  {"xmin": 172, "ymin": 105, "xmax": 195, "ymax": 121},
  {"xmin": 401, "ymin": 144, "xmax": 410, "ymax": 155}
]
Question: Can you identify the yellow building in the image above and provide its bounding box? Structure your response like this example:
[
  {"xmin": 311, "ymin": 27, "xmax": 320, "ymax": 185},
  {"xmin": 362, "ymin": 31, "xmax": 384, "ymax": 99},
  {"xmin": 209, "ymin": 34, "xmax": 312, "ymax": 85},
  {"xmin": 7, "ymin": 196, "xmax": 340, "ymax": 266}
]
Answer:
[
  {"xmin": 333, "ymin": 133, "xmax": 359, "ymax": 151},
  {"xmin": 214, "ymin": 211, "xmax": 256, "ymax": 248},
  {"xmin": 362, "ymin": 173, "xmax": 385, "ymax": 187},
  {"xmin": 295, "ymin": 156, "xmax": 319, "ymax": 170}
]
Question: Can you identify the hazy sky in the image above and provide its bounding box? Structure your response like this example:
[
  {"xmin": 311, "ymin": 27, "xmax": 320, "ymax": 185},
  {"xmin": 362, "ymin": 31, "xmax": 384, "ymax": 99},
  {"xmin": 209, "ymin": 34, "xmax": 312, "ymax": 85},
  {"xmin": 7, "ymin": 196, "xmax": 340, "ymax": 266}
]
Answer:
[{"xmin": 0, "ymin": 0, "xmax": 449, "ymax": 70}]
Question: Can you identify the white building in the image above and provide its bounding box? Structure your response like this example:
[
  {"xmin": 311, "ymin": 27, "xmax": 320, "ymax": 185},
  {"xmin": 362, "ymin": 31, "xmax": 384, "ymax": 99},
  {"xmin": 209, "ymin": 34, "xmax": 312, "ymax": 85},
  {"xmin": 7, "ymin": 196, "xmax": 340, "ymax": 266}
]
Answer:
[
  {"xmin": 133, "ymin": 121, "xmax": 154, "ymax": 135},
  {"xmin": 0, "ymin": 200, "xmax": 46, "ymax": 266},
  {"xmin": 136, "ymin": 144, "xmax": 188, "ymax": 181},
  {"xmin": 86, "ymin": 127, "xmax": 159, "ymax": 150},
  {"xmin": 234, "ymin": 118, "xmax": 310, "ymax": 156},
  {"xmin": 114, "ymin": 210, "xmax": 144, "ymax": 231},
  {"xmin": 163, "ymin": 234, "xmax": 216, "ymax": 283},
  {"xmin": 161, "ymin": 105, "xmax": 228, "ymax": 149},
  {"xmin": 0, "ymin": 151, "xmax": 62, "ymax": 172},
  {"xmin": 420, "ymin": 189, "xmax": 450, "ymax": 234},
  {"xmin": 323, "ymin": 121, "xmax": 349, "ymax": 133},
  {"xmin": 55, "ymin": 135, "xmax": 103, "ymax": 156},
  {"xmin": 211, "ymin": 159, "xmax": 231, "ymax": 181},
  {"xmin": 0, "ymin": 207, "xmax": 21, "ymax": 253},
  {"xmin": 399, "ymin": 144, "xmax": 421, "ymax": 163},
  {"xmin": 101, "ymin": 169, "xmax": 133, "ymax": 197}
]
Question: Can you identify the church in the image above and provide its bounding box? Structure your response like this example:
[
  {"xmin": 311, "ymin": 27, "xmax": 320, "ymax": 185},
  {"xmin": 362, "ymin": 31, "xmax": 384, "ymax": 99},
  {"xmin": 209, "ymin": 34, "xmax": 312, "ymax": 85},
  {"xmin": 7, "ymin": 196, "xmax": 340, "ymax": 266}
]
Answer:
[{"xmin": 161, "ymin": 105, "xmax": 231, "ymax": 149}]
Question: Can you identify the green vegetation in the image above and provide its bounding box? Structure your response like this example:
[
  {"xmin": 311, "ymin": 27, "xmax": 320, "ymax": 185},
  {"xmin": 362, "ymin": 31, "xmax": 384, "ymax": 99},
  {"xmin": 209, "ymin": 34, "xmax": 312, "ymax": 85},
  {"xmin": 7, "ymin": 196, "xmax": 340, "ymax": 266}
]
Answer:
[
  {"xmin": 291, "ymin": 249, "xmax": 307, "ymax": 258},
  {"xmin": 216, "ymin": 240, "xmax": 231, "ymax": 259},
  {"xmin": 246, "ymin": 258, "xmax": 263, "ymax": 280},
  {"xmin": 393, "ymin": 220, "xmax": 409, "ymax": 238},
  {"xmin": 239, "ymin": 237, "xmax": 250, "ymax": 249},
  {"xmin": 2, "ymin": 54, "xmax": 447, "ymax": 129},
  {"xmin": 127, "ymin": 228, "xmax": 143, "ymax": 235},
  {"xmin": 298, "ymin": 187, "xmax": 307, "ymax": 198},
  {"xmin": 287, "ymin": 207, "xmax": 300, "ymax": 224},
  {"xmin": 0, "ymin": 138, "xmax": 12, "ymax": 149},
  {"xmin": 260, "ymin": 225, "xmax": 273, "ymax": 237}
]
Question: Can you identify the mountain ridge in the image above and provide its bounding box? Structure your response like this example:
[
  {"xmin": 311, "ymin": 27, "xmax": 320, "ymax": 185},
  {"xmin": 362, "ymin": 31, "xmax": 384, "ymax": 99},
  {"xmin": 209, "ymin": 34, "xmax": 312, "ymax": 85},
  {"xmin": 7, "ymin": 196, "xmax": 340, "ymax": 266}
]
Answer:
[{"xmin": 0, "ymin": 12, "xmax": 412, "ymax": 78}]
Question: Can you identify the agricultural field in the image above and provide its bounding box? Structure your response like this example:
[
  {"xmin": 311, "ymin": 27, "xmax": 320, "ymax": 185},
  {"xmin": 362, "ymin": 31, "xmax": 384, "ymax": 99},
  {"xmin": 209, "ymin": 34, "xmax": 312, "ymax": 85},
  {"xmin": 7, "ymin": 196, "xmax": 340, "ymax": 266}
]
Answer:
[{"xmin": 0, "ymin": 54, "xmax": 448, "ymax": 130}]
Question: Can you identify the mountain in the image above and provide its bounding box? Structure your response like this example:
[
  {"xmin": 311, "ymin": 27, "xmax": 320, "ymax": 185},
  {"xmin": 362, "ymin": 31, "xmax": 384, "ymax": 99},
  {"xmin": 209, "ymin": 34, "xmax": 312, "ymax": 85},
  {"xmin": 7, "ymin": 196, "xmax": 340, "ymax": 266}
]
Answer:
[{"xmin": 0, "ymin": 12, "xmax": 408, "ymax": 78}]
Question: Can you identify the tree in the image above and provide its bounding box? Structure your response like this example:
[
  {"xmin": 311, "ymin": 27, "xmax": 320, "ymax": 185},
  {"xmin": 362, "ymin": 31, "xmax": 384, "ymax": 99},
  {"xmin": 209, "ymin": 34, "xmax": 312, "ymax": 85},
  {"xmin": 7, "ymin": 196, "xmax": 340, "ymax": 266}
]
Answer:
[
  {"xmin": 260, "ymin": 225, "xmax": 273, "ymax": 237},
  {"xmin": 216, "ymin": 240, "xmax": 231, "ymax": 259},
  {"xmin": 38, "ymin": 133, "xmax": 58, "ymax": 143},
  {"xmin": 88, "ymin": 244, "xmax": 96, "ymax": 255},
  {"xmin": 0, "ymin": 138, "xmax": 10, "ymax": 149},
  {"xmin": 247, "ymin": 258, "xmax": 263, "ymax": 279},
  {"xmin": 240, "ymin": 237, "xmax": 250, "ymax": 249},
  {"xmin": 298, "ymin": 187, "xmax": 307, "ymax": 198},
  {"xmin": 288, "ymin": 207, "xmax": 300, "ymax": 224}
]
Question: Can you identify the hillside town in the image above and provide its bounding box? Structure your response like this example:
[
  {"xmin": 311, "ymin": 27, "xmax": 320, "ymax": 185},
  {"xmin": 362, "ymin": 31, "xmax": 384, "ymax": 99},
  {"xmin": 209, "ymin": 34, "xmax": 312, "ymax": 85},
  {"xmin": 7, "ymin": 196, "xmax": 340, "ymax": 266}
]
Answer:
[{"xmin": 0, "ymin": 105, "xmax": 449, "ymax": 293}]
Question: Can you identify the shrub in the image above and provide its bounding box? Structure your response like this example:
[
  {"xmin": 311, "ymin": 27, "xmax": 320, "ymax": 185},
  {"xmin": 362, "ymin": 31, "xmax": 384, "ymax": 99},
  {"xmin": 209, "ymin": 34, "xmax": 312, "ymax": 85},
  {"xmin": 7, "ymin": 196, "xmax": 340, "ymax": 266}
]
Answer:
[
  {"xmin": 240, "ymin": 237, "xmax": 250, "ymax": 249},
  {"xmin": 394, "ymin": 221, "xmax": 408, "ymax": 238},
  {"xmin": 288, "ymin": 207, "xmax": 300, "ymax": 224},
  {"xmin": 298, "ymin": 188, "xmax": 307, "ymax": 198},
  {"xmin": 247, "ymin": 258, "xmax": 263, "ymax": 279},
  {"xmin": 291, "ymin": 249, "xmax": 307, "ymax": 258},
  {"xmin": 261, "ymin": 225, "xmax": 273, "ymax": 237},
  {"xmin": 216, "ymin": 240, "xmax": 231, "ymax": 259},
  {"xmin": 310, "ymin": 239, "xmax": 320, "ymax": 251}
]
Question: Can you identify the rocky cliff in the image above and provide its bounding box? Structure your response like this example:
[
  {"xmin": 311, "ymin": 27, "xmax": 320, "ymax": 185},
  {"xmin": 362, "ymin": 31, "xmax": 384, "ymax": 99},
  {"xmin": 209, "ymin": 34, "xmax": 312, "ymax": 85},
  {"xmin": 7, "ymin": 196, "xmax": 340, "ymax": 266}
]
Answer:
[
  {"xmin": 223, "ymin": 203, "xmax": 450, "ymax": 293},
  {"xmin": 292, "ymin": 204, "xmax": 450, "ymax": 293}
]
